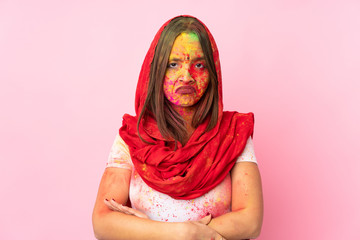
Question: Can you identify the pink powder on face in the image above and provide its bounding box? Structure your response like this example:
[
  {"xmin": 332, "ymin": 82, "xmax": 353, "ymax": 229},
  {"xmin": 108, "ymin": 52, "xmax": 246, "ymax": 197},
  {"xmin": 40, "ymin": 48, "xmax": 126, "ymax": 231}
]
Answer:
[{"xmin": 163, "ymin": 32, "xmax": 209, "ymax": 108}]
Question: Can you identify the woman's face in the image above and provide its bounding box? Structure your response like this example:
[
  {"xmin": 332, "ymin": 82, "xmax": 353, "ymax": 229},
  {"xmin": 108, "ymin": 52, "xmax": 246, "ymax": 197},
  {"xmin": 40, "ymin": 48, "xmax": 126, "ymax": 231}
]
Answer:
[{"xmin": 163, "ymin": 32, "xmax": 210, "ymax": 107}]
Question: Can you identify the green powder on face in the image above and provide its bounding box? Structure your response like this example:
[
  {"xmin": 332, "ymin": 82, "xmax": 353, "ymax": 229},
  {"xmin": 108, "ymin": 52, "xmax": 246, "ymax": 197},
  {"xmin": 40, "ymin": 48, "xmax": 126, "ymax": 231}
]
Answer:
[
  {"xmin": 179, "ymin": 32, "xmax": 199, "ymax": 42},
  {"xmin": 187, "ymin": 32, "xmax": 199, "ymax": 42}
]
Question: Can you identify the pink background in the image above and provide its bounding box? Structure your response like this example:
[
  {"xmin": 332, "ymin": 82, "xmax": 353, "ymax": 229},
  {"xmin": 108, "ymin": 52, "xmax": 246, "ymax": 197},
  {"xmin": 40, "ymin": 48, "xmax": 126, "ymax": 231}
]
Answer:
[{"xmin": 1, "ymin": 0, "xmax": 359, "ymax": 239}]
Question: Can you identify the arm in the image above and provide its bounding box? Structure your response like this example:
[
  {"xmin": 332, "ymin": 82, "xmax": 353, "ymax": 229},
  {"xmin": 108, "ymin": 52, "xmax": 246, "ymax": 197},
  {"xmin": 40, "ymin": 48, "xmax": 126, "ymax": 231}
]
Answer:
[
  {"xmin": 92, "ymin": 167, "xmax": 223, "ymax": 240},
  {"xmin": 92, "ymin": 167, "xmax": 180, "ymax": 240},
  {"xmin": 208, "ymin": 162, "xmax": 263, "ymax": 239}
]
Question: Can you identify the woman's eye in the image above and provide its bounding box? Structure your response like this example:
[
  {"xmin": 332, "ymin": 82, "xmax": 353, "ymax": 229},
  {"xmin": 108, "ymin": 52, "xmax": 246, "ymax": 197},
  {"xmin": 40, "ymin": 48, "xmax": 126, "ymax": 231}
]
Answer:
[
  {"xmin": 195, "ymin": 63, "xmax": 205, "ymax": 69},
  {"xmin": 168, "ymin": 62, "xmax": 178, "ymax": 68}
]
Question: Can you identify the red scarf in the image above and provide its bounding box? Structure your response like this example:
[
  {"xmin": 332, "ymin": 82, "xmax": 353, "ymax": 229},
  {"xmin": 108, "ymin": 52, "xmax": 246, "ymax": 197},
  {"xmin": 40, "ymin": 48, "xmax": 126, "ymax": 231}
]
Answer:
[{"xmin": 120, "ymin": 16, "xmax": 254, "ymax": 200}]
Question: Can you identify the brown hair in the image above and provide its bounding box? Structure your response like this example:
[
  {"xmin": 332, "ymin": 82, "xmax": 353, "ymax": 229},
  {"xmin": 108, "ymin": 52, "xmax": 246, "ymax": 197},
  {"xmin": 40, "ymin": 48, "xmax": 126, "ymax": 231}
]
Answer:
[{"xmin": 137, "ymin": 16, "xmax": 219, "ymax": 147}]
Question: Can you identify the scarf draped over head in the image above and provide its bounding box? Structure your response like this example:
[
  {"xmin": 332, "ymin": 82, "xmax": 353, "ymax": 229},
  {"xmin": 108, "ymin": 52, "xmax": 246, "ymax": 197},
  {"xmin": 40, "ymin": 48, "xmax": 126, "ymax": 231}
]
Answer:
[{"xmin": 120, "ymin": 15, "xmax": 254, "ymax": 200}]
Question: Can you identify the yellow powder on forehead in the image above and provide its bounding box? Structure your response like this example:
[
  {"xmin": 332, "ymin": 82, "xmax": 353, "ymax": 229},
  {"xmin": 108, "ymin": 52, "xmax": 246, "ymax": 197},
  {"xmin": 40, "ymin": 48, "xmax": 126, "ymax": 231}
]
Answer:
[
  {"xmin": 170, "ymin": 32, "xmax": 202, "ymax": 58},
  {"xmin": 178, "ymin": 32, "xmax": 199, "ymax": 41}
]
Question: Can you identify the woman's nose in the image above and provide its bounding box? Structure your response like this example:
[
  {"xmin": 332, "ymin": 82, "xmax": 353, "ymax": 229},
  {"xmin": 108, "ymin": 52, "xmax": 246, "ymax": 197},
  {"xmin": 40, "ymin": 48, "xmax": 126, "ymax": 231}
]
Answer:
[{"xmin": 179, "ymin": 66, "xmax": 195, "ymax": 84}]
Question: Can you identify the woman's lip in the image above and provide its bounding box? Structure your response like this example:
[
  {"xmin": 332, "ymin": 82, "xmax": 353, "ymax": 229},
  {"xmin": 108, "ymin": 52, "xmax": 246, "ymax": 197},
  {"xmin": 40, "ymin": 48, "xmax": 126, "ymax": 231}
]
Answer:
[{"xmin": 176, "ymin": 86, "xmax": 196, "ymax": 94}]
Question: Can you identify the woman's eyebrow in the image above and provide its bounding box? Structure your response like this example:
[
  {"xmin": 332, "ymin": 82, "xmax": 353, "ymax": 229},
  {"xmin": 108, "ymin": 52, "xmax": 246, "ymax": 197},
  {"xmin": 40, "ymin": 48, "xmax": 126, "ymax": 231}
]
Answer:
[
  {"xmin": 168, "ymin": 57, "xmax": 205, "ymax": 62},
  {"xmin": 191, "ymin": 57, "xmax": 205, "ymax": 62},
  {"xmin": 168, "ymin": 57, "xmax": 182, "ymax": 62}
]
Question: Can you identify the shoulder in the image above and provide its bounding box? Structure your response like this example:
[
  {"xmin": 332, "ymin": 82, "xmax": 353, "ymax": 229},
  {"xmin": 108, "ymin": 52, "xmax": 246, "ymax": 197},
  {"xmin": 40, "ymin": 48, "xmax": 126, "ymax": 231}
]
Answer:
[
  {"xmin": 236, "ymin": 136, "xmax": 257, "ymax": 164},
  {"xmin": 106, "ymin": 132, "xmax": 133, "ymax": 170},
  {"xmin": 223, "ymin": 111, "xmax": 255, "ymax": 137}
]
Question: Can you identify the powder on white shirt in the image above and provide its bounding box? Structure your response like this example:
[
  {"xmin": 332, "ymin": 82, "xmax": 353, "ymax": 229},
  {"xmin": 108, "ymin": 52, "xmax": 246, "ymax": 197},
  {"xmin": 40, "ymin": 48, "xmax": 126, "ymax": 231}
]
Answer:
[{"xmin": 106, "ymin": 133, "xmax": 257, "ymax": 222}]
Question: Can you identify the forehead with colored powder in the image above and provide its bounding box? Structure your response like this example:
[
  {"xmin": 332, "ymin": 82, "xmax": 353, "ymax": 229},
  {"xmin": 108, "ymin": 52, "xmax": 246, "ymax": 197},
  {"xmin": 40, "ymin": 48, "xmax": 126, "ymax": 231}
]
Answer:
[{"xmin": 170, "ymin": 32, "xmax": 203, "ymax": 59}]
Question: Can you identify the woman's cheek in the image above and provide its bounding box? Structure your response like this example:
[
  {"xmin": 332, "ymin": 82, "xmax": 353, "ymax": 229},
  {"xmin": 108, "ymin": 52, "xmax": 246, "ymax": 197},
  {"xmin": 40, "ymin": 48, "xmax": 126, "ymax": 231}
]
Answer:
[
  {"xmin": 163, "ymin": 76, "xmax": 179, "ymax": 103},
  {"xmin": 194, "ymin": 72, "xmax": 209, "ymax": 95}
]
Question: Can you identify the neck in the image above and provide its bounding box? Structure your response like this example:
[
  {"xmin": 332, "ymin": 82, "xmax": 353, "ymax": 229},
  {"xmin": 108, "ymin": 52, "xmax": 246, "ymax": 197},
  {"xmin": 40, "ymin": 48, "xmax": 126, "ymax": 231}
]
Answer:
[{"xmin": 170, "ymin": 104, "xmax": 196, "ymax": 133}]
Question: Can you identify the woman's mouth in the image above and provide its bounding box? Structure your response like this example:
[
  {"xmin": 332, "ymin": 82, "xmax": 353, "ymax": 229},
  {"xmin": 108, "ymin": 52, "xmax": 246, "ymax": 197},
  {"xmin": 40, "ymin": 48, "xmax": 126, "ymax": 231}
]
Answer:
[{"xmin": 176, "ymin": 86, "xmax": 196, "ymax": 94}]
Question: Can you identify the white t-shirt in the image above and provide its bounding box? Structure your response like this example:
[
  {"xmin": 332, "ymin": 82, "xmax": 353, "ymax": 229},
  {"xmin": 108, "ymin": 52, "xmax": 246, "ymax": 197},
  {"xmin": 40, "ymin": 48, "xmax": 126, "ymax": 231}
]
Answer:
[{"xmin": 106, "ymin": 133, "xmax": 257, "ymax": 222}]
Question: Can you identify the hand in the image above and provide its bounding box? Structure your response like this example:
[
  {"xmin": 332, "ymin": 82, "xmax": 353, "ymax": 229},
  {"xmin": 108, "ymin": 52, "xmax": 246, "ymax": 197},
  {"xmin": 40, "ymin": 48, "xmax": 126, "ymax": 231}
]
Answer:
[
  {"xmin": 104, "ymin": 198, "xmax": 149, "ymax": 219},
  {"xmin": 181, "ymin": 215, "xmax": 226, "ymax": 240}
]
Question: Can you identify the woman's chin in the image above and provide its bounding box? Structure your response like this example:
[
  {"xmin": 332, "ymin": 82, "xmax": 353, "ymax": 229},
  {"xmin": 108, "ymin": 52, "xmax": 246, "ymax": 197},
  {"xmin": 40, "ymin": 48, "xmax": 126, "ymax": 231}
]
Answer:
[{"xmin": 173, "ymin": 97, "xmax": 200, "ymax": 108}]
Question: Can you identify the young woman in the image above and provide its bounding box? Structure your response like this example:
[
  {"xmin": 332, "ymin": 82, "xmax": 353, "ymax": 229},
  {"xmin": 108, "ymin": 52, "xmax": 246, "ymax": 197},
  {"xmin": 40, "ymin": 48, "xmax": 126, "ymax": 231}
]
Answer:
[{"xmin": 92, "ymin": 15, "xmax": 263, "ymax": 240}]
